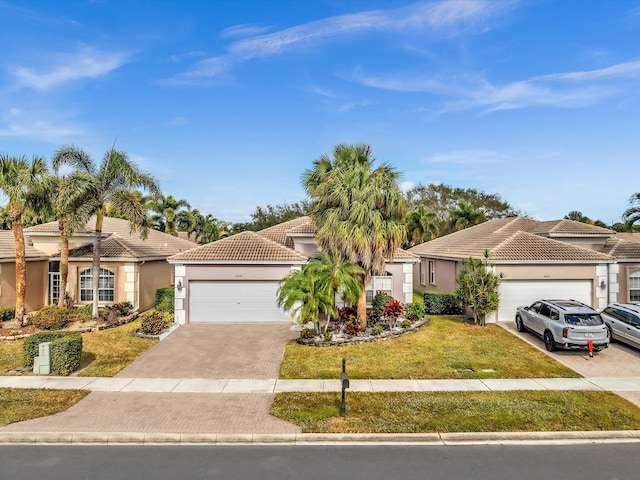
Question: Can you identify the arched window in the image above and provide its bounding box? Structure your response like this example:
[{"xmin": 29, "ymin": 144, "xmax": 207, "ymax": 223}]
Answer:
[
  {"xmin": 79, "ymin": 268, "xmax": 115, "ymax": 303},
  {"xmin": 630, "ymin": 269, "xmax": 640, "ymax": 303}
]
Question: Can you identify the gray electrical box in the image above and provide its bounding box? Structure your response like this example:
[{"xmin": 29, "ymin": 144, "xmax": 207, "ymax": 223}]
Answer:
[{"xmin": 33, "ymin": 342, "xmax": 51, "ymax": 375}]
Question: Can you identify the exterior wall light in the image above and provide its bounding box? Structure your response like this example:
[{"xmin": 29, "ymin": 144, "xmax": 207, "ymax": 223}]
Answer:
[{"xmin": 176, "ymin": 279, "xmax": 183, "ymax": 292}]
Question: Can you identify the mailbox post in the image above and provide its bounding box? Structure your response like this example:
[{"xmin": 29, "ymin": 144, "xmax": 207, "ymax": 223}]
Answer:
[{"xmin": 340, "ymin": 358, "xmax": 350, "ymax": 417}]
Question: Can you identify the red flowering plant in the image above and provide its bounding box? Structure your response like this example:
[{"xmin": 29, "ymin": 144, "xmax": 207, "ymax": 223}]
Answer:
[{"xmin": 383, "ymin": 299, "xmax": 404, "ymax": 327}]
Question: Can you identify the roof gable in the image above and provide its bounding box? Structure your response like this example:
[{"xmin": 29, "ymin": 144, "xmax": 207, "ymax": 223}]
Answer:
[
  {"xmin": 168, "ymin": 230, "xmax": 309, "ymax": 262},
  {"xmin": 0, "ymin": 231, "xmax": 49, "ymax": 260},
  {"xmin": 491, "ymin": 231, "xmax": 613, "ymax": 261}
]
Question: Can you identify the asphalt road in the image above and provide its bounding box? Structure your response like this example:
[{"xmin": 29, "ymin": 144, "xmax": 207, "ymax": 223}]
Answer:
[{"xmin": 1, "ymin": 444, "xmax": 638, "ymax": 480}]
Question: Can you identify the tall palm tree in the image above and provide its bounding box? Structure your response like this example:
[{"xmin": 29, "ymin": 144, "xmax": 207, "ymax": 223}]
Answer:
[
  {"xmin": 176, "ymin": 207, "xmax": 201, "ymax": 239},
  {"xmin": 53, "ymin": 145, "xmax": 161, "ymax": 317},
  {"xmin": 277, "ymin": 265, "xmax": 335, "ymax": 333},
  {"xmin": 302, "ymin": 143, "xmax": 407, "ymax": 329},
  {"xmin": 148, "ymin": 194, "xmax": 190, "ymax": 235},
  {"xmin": 0, "ymin": 154, "xmax": 50, "ymax": 326},
  {"xmin": 623, "ymin": 193, "xmax": 640, "ymax": 228},
  {"xmin": 305, "ymin": 249, "xmax": 364, "ymax": 332},
  {"xmin": 448, "ymin": 200, "xmax": 487, "ymax": 232}
]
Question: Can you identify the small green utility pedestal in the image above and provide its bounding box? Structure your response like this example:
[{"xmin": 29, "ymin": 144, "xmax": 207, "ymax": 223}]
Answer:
[{"xmin": 340, "ymin": 358, "xmax": 350, "ymax": 417}]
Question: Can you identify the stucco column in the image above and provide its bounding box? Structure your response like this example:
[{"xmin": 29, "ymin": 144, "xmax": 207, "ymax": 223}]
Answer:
[
  {"xmin": 123, "ymin": 262, "xmax": 139, "ymax": 309},
  {"xmin": 174, "ymin": 264, "xmax": 186, "ymax": 325}
]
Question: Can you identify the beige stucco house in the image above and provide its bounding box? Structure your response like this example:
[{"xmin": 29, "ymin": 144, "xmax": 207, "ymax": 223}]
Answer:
[
  {"xmin": 409, "ymin": 217, "xmax": 640, "ymax": 323},
  {"xmin": 0, "ymin": 217, "xmax": 196, "ymax": 313},
  {"xmin": 168, "ymin": 216, "xmax": 418, "ymax": 324}
]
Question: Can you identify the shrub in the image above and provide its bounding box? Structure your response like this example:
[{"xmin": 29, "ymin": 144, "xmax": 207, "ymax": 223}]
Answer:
[
  {"xmin": 300, "ymin": 328, "xmax": 317, "ymax": 339},
  {"xmin": 323, "ymin": 331, "xmax": 333, "ymax": 342},
  {"xmin": 401, "ymin": 319, "xmax": 412, "ymax": 329},
  {"xmin": 155, "ymin": 287, "xmax": 175, "ymax": 312},
  {"xmin": 74, "ymin": 304, "xmax": 92, "ymax": 316},
  {"xmin": 404, "ymin": 302, "xmax": 426, "ymax": 321},
  {"xmin": 50, "ymin": 334, "xmax": 83, "ymax": 375},
  {"xmin": 110, "ymin": 301, "xmax": 133, "ymax": 316},
  {"xmin": 338, "ymin": 306, "xmax": 357, "ymax": 326},
  {"xmin": 423, "ymin": 291, "xmax": 463, "ymax": 315},
  {"xmin": 30, "ymin": 305, "xmax": 72, "ymax": 330},
  {"xmin": 0, "ymin": 307, "xmax": 15, "ymax": 321},
  {"xmin": 383, "ymin": 299, "xmax": 403, "ymax": 325},
  {"xmin": 372, "ymin": 292, "xmax": 393, "ymax": 318},
  {"xmin": 23, "ymin": 331, "xmax": 82, "ymax": 375},
  {"xmin": 343, "ymin": 320, "xmax": 360, "ymax": 336},
  {"xmin": 139, "ymin": 309, "xmax": 174, "ymax": 335},
  {"xmin": 371, "ymin": 325, "xmax": 383, "ymax": 336}
]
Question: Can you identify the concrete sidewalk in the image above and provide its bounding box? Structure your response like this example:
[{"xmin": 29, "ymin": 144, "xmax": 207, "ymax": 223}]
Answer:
[{"xmin": 3, "ymin": 375, "xmax": 640, "ymax": 393}]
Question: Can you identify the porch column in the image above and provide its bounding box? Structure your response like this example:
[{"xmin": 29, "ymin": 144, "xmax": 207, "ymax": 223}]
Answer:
[
  {"xmin": 123, "ymin": 262, "xmax": 139, "ymax": 309},
  {"xmin": 174, "ymin": 264, "xmax": 186, "ymax": 325}
]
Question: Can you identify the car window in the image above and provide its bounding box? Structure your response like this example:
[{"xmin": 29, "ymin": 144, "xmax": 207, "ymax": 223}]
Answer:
[
  {"xmin": 619, "ymin": 309, "xmax": 640, "ymax": 326},
  {"xmin": 530, "ymin": 302, "xmax": 542, "ymax": 312},
  {"xmin": 564, "ymin": 314, "xmax": 603, "ymax": 326},
  {"xmin": 550, "ymin": 309, "xmax": 559, "ymax": 321},
  {"xmin": 539, "ymin": 304, "xmax": 551, "ymax": 318},
  {"xmin": 603, "ymin": 307, "xmax": 623, "ymax": 321}
]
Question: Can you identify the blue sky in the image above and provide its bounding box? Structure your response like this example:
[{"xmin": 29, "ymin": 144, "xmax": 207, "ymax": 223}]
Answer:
[{"xmin": 1, "ymin": 0, "xmax": 639, "ymax": 225}]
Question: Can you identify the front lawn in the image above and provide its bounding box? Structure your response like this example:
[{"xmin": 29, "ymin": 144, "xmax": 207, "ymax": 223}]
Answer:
[
  {"xmin": 271, "ymin": 391, "xmax": 640, "ymax": 433},
  {"xmin": 279, "ymin": 315, "xmax": 578, "ymax": 379},
  {"xmin": 0, "ymin": 388, "xmax": 89, "ymax": 427},
  {"xmin": 0, "ymin": 318, "xmax": 157, "ymax": 377}
]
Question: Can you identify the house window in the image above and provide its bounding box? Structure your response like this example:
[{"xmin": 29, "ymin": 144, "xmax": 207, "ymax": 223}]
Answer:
[
  {"xmin": 630, "ymin": 269, "xmax": 640, "ymax": 303},
  {"xmin": 428, "ymin": 260, "xmax": 436, "ymax": 285},
  {"xmin": 366, "ymin": 273, "xmax": 393, "ymax": 303},
  {"xmin": 420, "ymin": 260, "xmax": 426, "ymax": 286},
  {"xmin": 79, "ymin": 268, "xmax": 115, "ymax": 303}
]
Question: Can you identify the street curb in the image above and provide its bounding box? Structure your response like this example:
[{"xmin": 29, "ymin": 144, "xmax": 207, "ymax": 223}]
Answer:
[{"xmin": 1, "ymin": 431, "xmax": 640, "ymax": 446}]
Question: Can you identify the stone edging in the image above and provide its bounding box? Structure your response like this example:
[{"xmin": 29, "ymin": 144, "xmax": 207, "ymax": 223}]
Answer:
[{"xmin": 296, "ymin": 318, "xmax": 429, "ymax": 347}]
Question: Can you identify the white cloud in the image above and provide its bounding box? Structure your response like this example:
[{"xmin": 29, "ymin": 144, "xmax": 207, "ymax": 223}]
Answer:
[
  {"xmin": 428, "ymin": 150, "xmax": 506, "ymax": 165},
  {"xmin": 348, "ymin": 58, "xmax": 640, "ymax": 113},
  {"xmin": 8, "ymin": 45, "xmax": 131, "ymax": 91},
  {"xmin": 219, "ymin": 23, "xmax": 273, "ymax": 39},
  {"xmin": 166, "ymin": 0, "xmax": 511, "ymax": 84}
]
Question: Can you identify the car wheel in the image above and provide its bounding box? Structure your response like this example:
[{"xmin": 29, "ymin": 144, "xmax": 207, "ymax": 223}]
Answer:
[
  {"xmin": 607, "ymin": 325, "xmax": 614, "ymax": 343},
  {"xmin": 544, "ymin": 331, "xmax": 556, "ymax": 352},
  {"xmin": 515, "ymin": 315, "xmax": 526, "ymax": 332}
]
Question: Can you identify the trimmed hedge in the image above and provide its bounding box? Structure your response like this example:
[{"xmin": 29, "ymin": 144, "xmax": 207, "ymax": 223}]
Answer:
[
  {"xmin": 23, "ymin": 331, "xmax": 83, "ymax": 375},
  {"xmin": 155, "ymin": 287, "xmax": 175, "ymax": 313},
  {"xmin": 140, "ymin": 309, "xmax": 174, "ymax": 335},
  {"xmin": 423, "ymin": 291, "xmax": 463, "ymax": 315}
]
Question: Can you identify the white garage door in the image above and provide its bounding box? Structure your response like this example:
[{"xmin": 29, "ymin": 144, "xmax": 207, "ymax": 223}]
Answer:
[
  {"xmin": 497, "ymin": 280, "xmax": 593, "ymax": 323},
  {"xmin": 188, "ymin": 281, "xmax": 291, "ymax": 323}
]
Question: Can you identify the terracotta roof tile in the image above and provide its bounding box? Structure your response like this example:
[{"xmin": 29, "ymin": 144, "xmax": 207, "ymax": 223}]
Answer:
[
  {"xmin": 0, "ymin": 231, "xmax": 49, "ymax": 260},
  {"xmin": 601, "ymin": 238, "xmax": 640, "ymax": 259},
  {"xmin": 168, "ymin": 231, "xmax": 309, "ymax": 262},
  {"xmin": 531, "ymin": 219, "xmax": 615, "ymax": 236},
  {"xmin": 258, "ymin": 216, "xmax": 315, "ymax": 247},
  {"xmin": 491, "ymin": 231, "xmax": 613, "ymax": 261}
]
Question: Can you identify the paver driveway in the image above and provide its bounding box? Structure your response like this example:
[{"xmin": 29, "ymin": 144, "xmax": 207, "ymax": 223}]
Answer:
[
  {"xmin": 116, "ymin": 323, "xmax": 299, "ymax": 379},
  {"xmin": 1, "ymin": 323, "xmax": 302, "ymax": 435}
]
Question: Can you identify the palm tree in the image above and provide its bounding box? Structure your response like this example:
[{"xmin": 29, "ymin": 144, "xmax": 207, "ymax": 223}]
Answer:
[
  {"xmin": 53, "ymin": 145, "xmax": 161, "ymax": 317},
  {"xmin": 448, "ymin": 200, "xmax": 487, "ymax": 232},
  {"xmin": 302, "ymin": 143, "xmax": 407, "ymax": 329},
  {"xmin": 277, "ymin": 265, "xmax": 335, "ymax": 333},
  {"xmin": 148, "ymin": 194, "xmax": 190, "ymax": 235},
  {"xmin": 176, "ymin": 207, "xmax": 201, "ymax": 240},
  {"xmin": 623, "ymin": 193, "xmax": 640, "ymax": 228},
  {"xmin": 405, "ymin": 204, "xmax": 441, "ymax": 247},
  {"xmin": 305, "ymin": 249, "xmax": 364, "ymax": 332},
  {"xmin": 0, "ymin": 154, "xmax": 50, "ymax": 326}
]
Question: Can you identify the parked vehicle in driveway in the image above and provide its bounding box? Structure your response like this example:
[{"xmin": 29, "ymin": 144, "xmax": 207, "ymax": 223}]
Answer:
[
  {"xmin": 600, "ymin": 303, "xmax": 640, "ymax": 349},
  {"xmin": 515, "ymin": 299, "xmax": 609, "ymax": 352}
]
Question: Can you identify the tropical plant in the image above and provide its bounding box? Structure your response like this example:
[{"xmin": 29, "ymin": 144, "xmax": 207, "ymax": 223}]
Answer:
[
  {"xmin": 382, "ymin": 299, "xmax": 403, "ymax": 327},
  {"xmin": 302, "ymin": 143, "xmax": 407, "ymax": 329},
  {"xmin": 623, "ymin": 192, "xmax": 640, "ymax": 228},
  {"xmin": 0, "ymin": 154, "xmax": 51, "ymax": 326},
  {"xmin": 148, "ymin": 194, "xmax": 190, "ymax": 235},
  {"xmin": 53, "ymin": 145, "xmax": 161, "ymax": 317},
  {"xmin": 404, "ymin": 204, "xmax": 442, "ymax": 248},
  {"xmin": 277, "ymin": 266, "xmax": 336, "ymax": 333},
  {"xmin": 455, "ymin": 250, "xmax": 504, "ymax": 326},
  {"xmin": 448, "ymin": 200, "xmax": 487, "ymax": 232}
]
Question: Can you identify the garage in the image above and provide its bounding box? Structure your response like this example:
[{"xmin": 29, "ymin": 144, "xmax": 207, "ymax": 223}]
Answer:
[
  {"xmin": 188, "ymin": 280, "xmax": 291, "ymax": 323},
  {"xmin": 497, "ymin": 280, "xmax": 593, "ymax": 323}
]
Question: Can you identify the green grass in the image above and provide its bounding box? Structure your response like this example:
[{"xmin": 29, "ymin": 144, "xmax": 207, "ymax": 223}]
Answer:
[
  {"xmin": 279, "ymin": 315, "xmax": 579, "ymax": 379},
  {"xmin": 271, "ymin": 391, "xmax": 640, "ymax": 433},
  {"xmin": 0, "ymin": 388, "xmax": 89, "ymax": 426},
  {"xmin": 0, "ymin": 318, "xmax": 157, "ymax": 377}
]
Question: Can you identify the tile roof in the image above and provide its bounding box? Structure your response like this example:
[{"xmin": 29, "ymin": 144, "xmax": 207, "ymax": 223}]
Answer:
[
  {"xmin": 616, "ymin": 233, "xmax": 640, "ymax": 243},
  {"xmin": 409, "ymin": 217, "xmax": 616, "ymax": 262},
  {"xmin": 27, "ymin": 216, "xmax": 197, "ymax": 260},
  {"xmin": 530, "ymin": 219, "xmax": 616, "ymax": 236},
  {"xmin": 258, "ymin": 216, "xmax": 315, "ymax": 248},
  {"xmin": 600, "ymin": 238, "xmax": 640, "ymax": 259},
  {"xmin": 168, "ymin": 231, "xmax": 309, "ymax": 262},
  {"xmin": 0, "ymin": 230, "xmax": 49, "ymax": 260}
]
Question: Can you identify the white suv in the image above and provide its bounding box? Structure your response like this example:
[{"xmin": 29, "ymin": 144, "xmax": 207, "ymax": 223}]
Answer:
[
  {"xmin": 515, "ymin": 299, "xmax": 609, "ymax": 352},
  {"xmin": 600, "ymin": 303, "xmax": 640, "ymax": 349}
]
